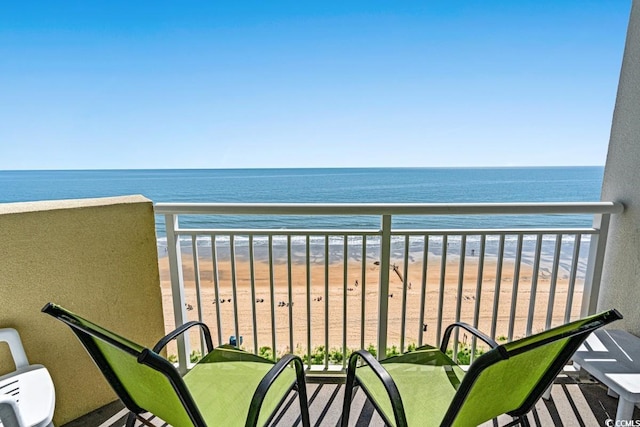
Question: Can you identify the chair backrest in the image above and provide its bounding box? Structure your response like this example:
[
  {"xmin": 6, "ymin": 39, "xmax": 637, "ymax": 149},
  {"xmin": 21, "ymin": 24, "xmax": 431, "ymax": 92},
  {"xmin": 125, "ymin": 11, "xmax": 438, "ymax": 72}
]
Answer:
[
  {"xmin": 442, "ymin": 309, "xmax": 622, "ymax": 426},
  {"xmin": 42, "ymin": 303, "xmax": 205, "ymax": 427},
  {"xmin": 0, "ymin": 329, "xmax": 29, "ymax": 370}
]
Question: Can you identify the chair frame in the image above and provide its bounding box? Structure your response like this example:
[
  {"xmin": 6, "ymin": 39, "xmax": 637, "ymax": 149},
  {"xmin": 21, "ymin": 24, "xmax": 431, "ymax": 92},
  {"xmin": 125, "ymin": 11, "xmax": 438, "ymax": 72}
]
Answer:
[
  {"xmin": 0, "ymin": 328, "xmax": 56, "ymax": 427},
  {"xmin": 342, "ymin": 309, "xmax": 622, "ymax": 427},
  {"xmin": 42, "ymin": 303, "xmax": 310, "ymax": 427}
]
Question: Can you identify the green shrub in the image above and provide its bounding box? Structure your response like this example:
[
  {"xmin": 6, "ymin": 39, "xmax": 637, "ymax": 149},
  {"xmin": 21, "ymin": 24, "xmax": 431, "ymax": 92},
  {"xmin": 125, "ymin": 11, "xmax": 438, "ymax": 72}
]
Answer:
[
  {"xmin": 299, "ymin": 343, "xmax": 422, "ymax": 365},
  {"xmin": 303, "ymin": 345, "xmax": 325, "ymax": 364},
  {"xmin": 190, "ymin": 350, "xmax": 202, "ymax": 363},
  {"xmin": 258, "ymin": 346, "xmax": 274, "ymax": 360},
  {"xmin": 386, "ymin": 345, "xmax": 400, "ymax": 358},
  {"xmin": 445, "ymin": 343, "xmax": 485, "ymax": 365},
  {"xmin": 166, "ymin": 350, "xmax": 202, "ymax": 364},
  {"xmin": 366, "ymin": 344, "xmax": 377, "ymax": 357},
  {"xmin": 328, "ymin": 347, "xmax": 345, "ymax": 364},
  {"xmin": 172, "ymin": 341, "xmax": 424, "ymax": 366}
]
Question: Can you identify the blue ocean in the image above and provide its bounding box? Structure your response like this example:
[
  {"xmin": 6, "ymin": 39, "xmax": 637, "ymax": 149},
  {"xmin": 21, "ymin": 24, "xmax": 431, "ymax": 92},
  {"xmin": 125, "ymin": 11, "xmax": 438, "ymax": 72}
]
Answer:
[{"xmin": 0, "ymin": 167, "xmax": 604, "ymax": 232}]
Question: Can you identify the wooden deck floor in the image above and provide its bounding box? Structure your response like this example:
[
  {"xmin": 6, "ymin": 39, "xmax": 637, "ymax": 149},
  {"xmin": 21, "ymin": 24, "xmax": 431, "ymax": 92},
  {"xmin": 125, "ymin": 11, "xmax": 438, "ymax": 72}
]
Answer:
[{"xmin": 63, "ymin": 376, "xmax": 639, "ymax": 427}]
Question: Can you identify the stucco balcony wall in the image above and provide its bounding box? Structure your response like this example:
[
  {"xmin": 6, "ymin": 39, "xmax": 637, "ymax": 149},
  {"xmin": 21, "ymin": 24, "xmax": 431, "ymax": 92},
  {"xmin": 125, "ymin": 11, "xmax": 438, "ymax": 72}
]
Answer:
[{"xmin": 0, "ymin": 195, "xmax": 165, "ymax": 425}]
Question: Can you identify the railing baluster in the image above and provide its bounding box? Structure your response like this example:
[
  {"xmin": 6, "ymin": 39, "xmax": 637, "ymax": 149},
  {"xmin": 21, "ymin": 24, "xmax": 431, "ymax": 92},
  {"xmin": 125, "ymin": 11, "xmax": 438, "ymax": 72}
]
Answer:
[
  {"xmin": 190, "ymin": 236, "xmax": 205, "ymax": 356},
  {"xmin": 211, "ymin": 235, "xmax": 222, "ymax": 347},
  {"xmin": 230, "ymin": 236, "xmax": 239, "ymax": 348},
  {"xmin": 471, "ymin": 235, "xmax": 485, "ymax": 363},
  {"xmin": 268, "ymin": 235, "xmax": 276, "ymax": 361},
  {"xmin": 287, "ymin": 235, "xmax": 294, "ymax": 354},
  {"xmin": 378, "ymin": 215, "xmax": 392, "ymax": 358},
  {"xmin": 526, "ymin": 234, "xmax": 544, "ymax": 336},
  {"xmin": 508, "ymin": 234, "xmax": 524, "ymax": 341},
  {"xmin": 418, "ymin": 235, "xmax": 429, "ymax": 347},
  {"xmin": 164, "ymin": 214, "xmax": 189, "ymax": 374},
  {"xmin": 343, "ymin": 234, "xmax": 348, "ymax": 367},
  {"xmin": 453, "ymin": 235, "xmax": 467, "ymax": 361},
  {"xmin": 490, "ymin": 234, "xmax": 505, "ymax": 340},
  {"xmin": 582, "ymin": 213, "xmax": 612, "ymax": 316},
  {"xmin": 545, "ymin": 234, "xmax": 563, "ymax": 329},
  {"xmin": 400, "ymin": 235, "xmax": 410, "ymax": 353},
  {"xmin": 436, "ymin": 234, "xmax": 448, "ymax": 347},
  {"xmin": 324, "ymin": 235, "xmax": 329, "ymax": 368},
  {"xmin": 249, "ymin": 235, "xmax": 258, "ymax": 354},
  {"xmin": 361, "ymin": 236, "xmax": 367, "ymax": 351},
  {"xmin": 565, "ymin": 234, "xmax": 582, "ymax": 322},
  {"xmin": 306, "ymin": 235, "xmax": 312, "ymax": 369}
]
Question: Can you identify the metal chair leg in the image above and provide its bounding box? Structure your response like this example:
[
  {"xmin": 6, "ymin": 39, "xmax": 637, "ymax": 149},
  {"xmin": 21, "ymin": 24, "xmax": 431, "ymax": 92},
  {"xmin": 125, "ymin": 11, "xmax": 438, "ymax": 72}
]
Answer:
[{"xmin": 125, "ymin": 412, "xmax": 137, "ymax": 427}]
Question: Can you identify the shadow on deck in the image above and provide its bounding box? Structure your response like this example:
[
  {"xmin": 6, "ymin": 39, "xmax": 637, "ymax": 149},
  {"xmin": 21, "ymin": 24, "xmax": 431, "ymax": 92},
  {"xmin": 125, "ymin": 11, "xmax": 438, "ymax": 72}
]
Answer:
[{"xmin": 63, "ymin": 376, "xmax": 639, "ymax": 427}]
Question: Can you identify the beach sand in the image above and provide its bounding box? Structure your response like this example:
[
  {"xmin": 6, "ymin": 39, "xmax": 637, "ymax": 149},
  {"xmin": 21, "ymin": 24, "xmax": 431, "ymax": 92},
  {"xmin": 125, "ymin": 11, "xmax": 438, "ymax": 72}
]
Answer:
[{"xmin": 158, "ymin": 254, "xmax": 583, "ymax": 358}]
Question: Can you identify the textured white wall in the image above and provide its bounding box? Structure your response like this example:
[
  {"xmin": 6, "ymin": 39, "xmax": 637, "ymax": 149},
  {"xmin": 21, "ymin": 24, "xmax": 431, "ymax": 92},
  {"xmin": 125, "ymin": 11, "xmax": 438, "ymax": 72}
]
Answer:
[{"xmin": 599, "ymin": 0, "xmax": 640, "ymax": 335}]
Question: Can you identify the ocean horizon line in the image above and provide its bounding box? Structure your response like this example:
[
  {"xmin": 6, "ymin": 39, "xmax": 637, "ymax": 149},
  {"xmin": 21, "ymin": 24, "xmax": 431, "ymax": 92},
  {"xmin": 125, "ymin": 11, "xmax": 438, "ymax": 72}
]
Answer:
[
  {"xmin": 0, "ymin": 165, "xmax": 606, "ymax": 173},
  {"xmin": 2, "ymin": 168, "xmax": 605, "ymax": 238}
]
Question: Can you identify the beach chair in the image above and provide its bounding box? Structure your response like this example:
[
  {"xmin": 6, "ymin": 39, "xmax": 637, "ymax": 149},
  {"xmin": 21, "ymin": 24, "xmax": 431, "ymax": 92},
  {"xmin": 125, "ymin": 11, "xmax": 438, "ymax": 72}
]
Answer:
[
  {"xmin": 42, "ymin": 303, "xmax": 310, "ymax": 427},
  {"xmin": 0, "ymin": 328, "xmax": 56, "ymax": 427},
  {"xmin": 341, "ymin": 309, "xmax": 622, "ymax": 427}
]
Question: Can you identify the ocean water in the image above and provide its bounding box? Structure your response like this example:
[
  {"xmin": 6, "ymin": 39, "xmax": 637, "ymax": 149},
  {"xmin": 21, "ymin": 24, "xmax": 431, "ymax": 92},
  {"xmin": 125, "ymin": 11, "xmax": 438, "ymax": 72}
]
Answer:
[
  {"xmin": 0, "ymin": 167, "xmax": 603, "ymax": 204},
  {"xmin": 1, "ymin": 167, "xmax": 604, "ymax": 271},
  {"xmin": 0, "ymin": 167, "xmax": 603, "ymax": 229}
]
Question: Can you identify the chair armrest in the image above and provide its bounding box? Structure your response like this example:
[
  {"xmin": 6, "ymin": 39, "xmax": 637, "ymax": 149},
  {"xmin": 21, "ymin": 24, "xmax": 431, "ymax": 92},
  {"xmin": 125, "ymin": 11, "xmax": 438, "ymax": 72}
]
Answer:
[
  {"xmin": 0, "ymin": 395, "xmax": 26, "ymax": 427},
  {"xmin": 346, "ymin": 350, "xmax": 408, "ymax": 427},
  {"xmin": 440, "ymin": 322, "xmax": 499, "ymax": 353},
  {"xmin": 152, "ymin": 321, "xmax": 213, "ymax": 354},
  {"xmin": 0, "ymin": 328, "xmax": 29, "ymax": 369},
  {"xmin": 246, "ymin": 354, "xmax": 309, "ymax": 427}
]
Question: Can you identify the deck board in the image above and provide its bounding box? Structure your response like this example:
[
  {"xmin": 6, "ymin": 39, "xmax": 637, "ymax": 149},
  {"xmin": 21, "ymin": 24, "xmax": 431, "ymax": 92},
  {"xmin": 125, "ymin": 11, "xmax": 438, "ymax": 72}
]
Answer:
[{"xmin": 64, "ymin": 376, "xmax": 640, "ymax": 427}]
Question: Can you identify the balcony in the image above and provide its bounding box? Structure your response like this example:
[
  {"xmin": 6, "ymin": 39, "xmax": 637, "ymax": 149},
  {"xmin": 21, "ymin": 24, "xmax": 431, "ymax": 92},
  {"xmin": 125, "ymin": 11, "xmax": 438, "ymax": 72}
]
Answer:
[
  {"xmin": 0, "ymin": 196, "xmax": 636, "ymax": 426},
  {"xmin": 62, "ymin": 202, "xmax": 634, "ymax": 427},
  {"xmin": 61, "ymin": 200, "xmax": 627, "ymax": 426},
  {"xmin": 2, "ymin": 196, "xmax": 637, "ymax": 426}
]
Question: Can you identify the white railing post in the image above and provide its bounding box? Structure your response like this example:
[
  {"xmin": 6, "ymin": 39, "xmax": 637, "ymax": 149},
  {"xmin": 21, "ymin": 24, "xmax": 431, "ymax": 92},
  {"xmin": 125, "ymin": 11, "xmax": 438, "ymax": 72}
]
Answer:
[
  {"xmin": 581, "ymin": 213, "xmax": 612, "ymax": 316},
  {"xmin": 164, "ymin": 214, "xmax": 190, "ymax": 374},
  {"xmin": 377, "ymin": 214, "xmax": 392, "ymax": 359}
]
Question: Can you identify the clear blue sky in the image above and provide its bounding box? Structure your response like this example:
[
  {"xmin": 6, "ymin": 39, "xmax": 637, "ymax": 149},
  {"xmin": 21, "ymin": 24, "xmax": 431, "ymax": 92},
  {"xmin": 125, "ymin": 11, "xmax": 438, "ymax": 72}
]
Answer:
[{"xmin": 0, "ymin": 1, "xmax": 631, "ymax": 169}]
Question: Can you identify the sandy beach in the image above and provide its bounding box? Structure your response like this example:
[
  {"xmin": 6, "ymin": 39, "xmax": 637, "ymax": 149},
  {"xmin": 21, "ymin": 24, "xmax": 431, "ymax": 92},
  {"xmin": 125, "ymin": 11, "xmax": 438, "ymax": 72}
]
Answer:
[{"xmin": 158, "ymin": 252, "xmax": 582, "ymax": 358}]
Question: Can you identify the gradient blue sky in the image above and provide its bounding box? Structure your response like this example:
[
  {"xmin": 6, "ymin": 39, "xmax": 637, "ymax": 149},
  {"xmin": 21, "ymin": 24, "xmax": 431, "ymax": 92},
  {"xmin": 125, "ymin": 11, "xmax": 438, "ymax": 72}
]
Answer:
[{"xmin": 1, "ymin": 1, "xmax": 631, "ymax": 169}]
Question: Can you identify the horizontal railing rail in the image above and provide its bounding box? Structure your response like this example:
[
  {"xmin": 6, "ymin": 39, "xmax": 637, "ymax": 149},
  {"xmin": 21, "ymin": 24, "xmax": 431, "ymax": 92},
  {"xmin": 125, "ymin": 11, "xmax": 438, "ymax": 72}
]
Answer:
[
  {"xmin": 155, "ymin": 202, "xmax": 623, "ymax": 216},
  {"xmin": 154, "ymin": 202, "xmax": 622, "ymax": 374}
]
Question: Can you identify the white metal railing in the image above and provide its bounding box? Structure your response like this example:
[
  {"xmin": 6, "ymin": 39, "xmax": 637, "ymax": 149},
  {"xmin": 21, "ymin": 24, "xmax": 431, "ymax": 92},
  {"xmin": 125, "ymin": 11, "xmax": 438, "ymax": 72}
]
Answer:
[{"xmin": 154, "ymin": 202, "xmax": 623, "ymax": 374}]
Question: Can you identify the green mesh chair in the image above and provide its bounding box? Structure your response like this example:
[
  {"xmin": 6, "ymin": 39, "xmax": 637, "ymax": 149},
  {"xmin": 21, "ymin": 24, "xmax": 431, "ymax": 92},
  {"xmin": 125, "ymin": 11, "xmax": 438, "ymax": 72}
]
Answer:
[
  {"xmin": 341, "ymin": 309, "xmax": 622, "ymax": 427},
  {"xmin": 42, "ymin": 303, "xmax": 310, "ymax": 427}
]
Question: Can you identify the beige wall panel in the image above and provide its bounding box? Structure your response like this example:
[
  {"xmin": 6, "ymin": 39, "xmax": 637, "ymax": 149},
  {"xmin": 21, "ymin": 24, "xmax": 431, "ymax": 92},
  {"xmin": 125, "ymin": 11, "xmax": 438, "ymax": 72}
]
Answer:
[{"xmin": 0, "ymin": 195, "xmax": 164, "ymax": 425}]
